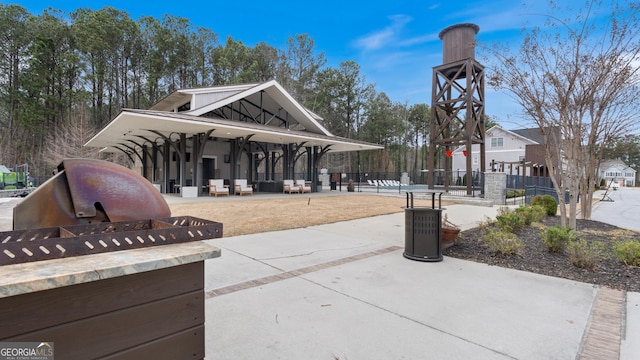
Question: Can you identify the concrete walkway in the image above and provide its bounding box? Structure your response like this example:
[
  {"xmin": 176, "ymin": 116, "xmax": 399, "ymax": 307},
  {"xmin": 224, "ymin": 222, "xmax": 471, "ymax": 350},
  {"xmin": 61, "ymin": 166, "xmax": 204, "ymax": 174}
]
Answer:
[
  {"xmin": 1, "ymin": 195, "xmax": 637, "ymax": 359},
  {"xmin": 202, "ymin": 203, "xmax": 638, "ymax": 360}
]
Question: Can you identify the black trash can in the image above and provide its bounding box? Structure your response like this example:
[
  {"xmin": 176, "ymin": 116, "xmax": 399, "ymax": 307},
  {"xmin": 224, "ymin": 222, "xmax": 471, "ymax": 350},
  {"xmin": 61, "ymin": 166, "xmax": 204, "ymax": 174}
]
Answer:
[{"xmin": 404, "ymin": 207, "xmax": 443, "ymax": 262}]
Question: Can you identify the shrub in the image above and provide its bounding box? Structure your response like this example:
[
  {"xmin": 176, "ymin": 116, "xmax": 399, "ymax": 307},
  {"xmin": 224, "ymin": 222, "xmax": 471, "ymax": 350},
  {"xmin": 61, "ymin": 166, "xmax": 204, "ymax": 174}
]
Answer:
[
  {"xmin": 568, "ymin": 239, "xmax": 605, "ymax": 269},
  {"xmin": 613, "ymin": 240, "xmax": 640, "ymax": 266},
  {"xmin": 542, "ymin": 225, "xmax": 575, "ymax": 253},
  {"xmin": 514, "ymin": 205, "xmax": 546, "ymax": 225},
  {"xmin": 530, "ymin": 195, "xmax": 558, "ymax": 216},
  {"xmin": 506, "ymin": 189, "xmax": 525, "ymax": 199},
  {"xmin": 478, "ymin": 215, "xmax": 495, "ymax": 231},
  {"xmin": 483, "ymin": 229, "xmax": 524, "ymax": 255},
  {"xmin": 495, "ymin": 210, "xmax": 525, "ymax": 232}
]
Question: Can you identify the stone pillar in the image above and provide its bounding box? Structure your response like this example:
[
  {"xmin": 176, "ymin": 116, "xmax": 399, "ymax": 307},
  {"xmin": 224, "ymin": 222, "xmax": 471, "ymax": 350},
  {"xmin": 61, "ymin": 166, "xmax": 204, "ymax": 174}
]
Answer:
[{"xmin": 484, "ymin": 172, "xmax": 507, "ymax": 205}]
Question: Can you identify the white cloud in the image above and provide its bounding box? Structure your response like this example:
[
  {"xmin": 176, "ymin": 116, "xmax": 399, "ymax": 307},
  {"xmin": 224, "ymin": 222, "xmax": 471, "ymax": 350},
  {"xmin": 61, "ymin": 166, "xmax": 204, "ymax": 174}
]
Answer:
[{"xmin": 352, "ymin": 14, "xmax": 412, "ymax": 51}]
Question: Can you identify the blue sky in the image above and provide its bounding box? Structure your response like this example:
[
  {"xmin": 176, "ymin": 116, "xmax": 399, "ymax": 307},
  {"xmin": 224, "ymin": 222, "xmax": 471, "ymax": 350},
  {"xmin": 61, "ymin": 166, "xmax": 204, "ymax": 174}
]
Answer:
[{"xmin": 11, "ymin": 1, "xmax": 576, "ymax": 128}]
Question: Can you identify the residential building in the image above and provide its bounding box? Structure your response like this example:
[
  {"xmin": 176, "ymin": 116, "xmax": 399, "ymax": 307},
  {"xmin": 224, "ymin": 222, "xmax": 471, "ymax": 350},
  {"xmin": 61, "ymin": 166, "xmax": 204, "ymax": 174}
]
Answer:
[
  {"xmin": 599, "ymin": 159, "xmax": 636, "ymax": 187},
  {"xmin": 451, "ymin": 125, "xmax": 539, "ymax": 175}
]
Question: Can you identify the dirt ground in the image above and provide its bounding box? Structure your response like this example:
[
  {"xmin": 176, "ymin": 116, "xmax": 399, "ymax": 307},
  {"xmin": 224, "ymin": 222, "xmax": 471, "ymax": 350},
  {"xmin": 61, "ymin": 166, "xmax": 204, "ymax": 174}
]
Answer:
[
  {"xmin": 169, "ymin": 194, "xmax": 451, "ymax": 237},
  {"xmin": 444, "ymin": 216, "xmax": 640, "ymax": 292},
  {"xmin": 171, "ymin": 194, "xmax": 639, "ymax": 292}
]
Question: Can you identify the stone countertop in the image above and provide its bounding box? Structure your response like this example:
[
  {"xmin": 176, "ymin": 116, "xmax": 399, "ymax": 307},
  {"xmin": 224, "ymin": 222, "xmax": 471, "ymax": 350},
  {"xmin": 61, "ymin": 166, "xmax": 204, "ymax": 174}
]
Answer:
[{"xmin": 0, "ymin": 241, "xmax": 220, "ymax": 298}]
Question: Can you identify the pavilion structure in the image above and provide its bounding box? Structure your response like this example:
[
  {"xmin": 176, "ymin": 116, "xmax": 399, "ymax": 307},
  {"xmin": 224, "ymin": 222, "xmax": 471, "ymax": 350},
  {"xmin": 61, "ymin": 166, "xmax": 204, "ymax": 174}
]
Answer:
[{"xmin": 85, "ymin": 80, "xmax": 383, "ymax": 195}]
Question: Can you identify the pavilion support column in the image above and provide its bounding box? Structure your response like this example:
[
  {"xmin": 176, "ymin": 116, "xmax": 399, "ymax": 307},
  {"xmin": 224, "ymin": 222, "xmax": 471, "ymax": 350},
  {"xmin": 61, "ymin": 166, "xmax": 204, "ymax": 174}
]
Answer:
[
  {"xmin": 264, "ymin": 150, "xmax": 270, "ymax": 181},
  {"xmin": 141, "ymin": 145, "xmax": 149, "ymax": 180},
  {"xmin": 270, "ymin": 151, "xmax": 277, "ymax": 181},
  {"xmin": 192, "ymin": 134, "xmax": 202, "ymax": 195},
  {"xmin": 179, "ymin": 133, "xmax": 187, "ymax": 188},
  {"xmin": 312, "ymin": 146, "xmax": 319, "ymax": 192},
  {"xmin": 289, "ymin": 145, "xmax": 296, "ymax": 179},
  {"xmin": 163, "ymin": 141, "xmax": 170, "ymax": 194},
  {"xmin": 306, "ymin": 146, "xmax": 313, "ymax": 181},
  {"xmin": 248, "ymin": 151, "xmax": 254, "ymax": 184},
  {"xmin": 152, "ymin": 145, "xmax": 158, "ymax": 183},
  {"xmin": 229, "ymin": 139, "xmax": 238, "ymax": 182},
  {"xmin": 282, "ymin": 145, "xmax": 290, "ymax": 180}
]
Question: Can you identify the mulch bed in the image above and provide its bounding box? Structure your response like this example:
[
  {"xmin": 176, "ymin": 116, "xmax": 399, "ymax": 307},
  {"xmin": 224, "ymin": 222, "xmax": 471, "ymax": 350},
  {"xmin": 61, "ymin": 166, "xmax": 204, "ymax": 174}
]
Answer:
[{"xmin": 443, "ymin": 216, "xmax": 640, "ymax": 292}]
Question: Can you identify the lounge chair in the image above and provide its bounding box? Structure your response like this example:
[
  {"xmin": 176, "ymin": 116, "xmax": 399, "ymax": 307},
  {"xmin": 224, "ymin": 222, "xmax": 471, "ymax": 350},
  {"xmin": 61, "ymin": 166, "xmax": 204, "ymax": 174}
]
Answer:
[
  {"xmin": 283, "ymin": 179, "xmax": 300, "ymax": 194},
  {"xmin": 208, "ymin": 179, "xmax": 229, "ymax": 197},
  {"xmin": 296, "ymin": 179, "xmax": 312, "ymax": 193},
  {"xmin": 367, "ymin": 179, "xmax": 375, "ymax": 186},
  {"xmin": 234, "ymin": 179, "xmax": 253, "ymax": 196}
]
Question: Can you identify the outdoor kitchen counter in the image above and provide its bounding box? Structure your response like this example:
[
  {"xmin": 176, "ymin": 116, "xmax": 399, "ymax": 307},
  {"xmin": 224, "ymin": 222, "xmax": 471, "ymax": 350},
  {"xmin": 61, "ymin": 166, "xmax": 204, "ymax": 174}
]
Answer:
[{"xmin": 0, "ymin": 241, "xmax": 220, "ymax": 298}]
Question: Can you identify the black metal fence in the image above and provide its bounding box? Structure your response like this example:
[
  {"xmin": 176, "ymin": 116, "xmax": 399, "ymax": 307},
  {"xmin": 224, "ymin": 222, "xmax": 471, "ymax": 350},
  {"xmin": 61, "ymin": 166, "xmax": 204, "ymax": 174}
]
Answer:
[
  {"xmin": 505, "ymin": 175, "xmax": 556, "ymax": 205},
  {"xmin": 525, "ymin": 185, "xmax": 575, "ymax": 205},
  {"xmin": 320, "ymin": 170, "xmax": 484, "ymax": 197}
]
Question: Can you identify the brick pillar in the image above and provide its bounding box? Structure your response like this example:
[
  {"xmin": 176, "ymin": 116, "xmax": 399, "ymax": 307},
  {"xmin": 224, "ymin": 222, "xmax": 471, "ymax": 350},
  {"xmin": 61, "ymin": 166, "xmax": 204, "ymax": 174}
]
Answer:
[{"xmin": 484, "ymin": 172, "xmax": 507, "ymax": 206}]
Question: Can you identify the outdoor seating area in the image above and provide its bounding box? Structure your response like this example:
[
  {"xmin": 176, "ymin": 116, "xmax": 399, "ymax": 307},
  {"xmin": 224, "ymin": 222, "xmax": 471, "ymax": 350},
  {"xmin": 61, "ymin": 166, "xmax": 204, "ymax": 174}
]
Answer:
[
  {"xmin": 282, "ymin": 179, "xmax": 300, "ymax": 194},
  {"xmin": 296, "ymin": 179, "xmax": 312, "ymax": 193},
  {"xmin": 208, "ymin": 179, "xmax": 230, "ymax": 197},
  {"xmin": 367, "ymin": 179, "xmax": 406, "ymax": 187},
  {"xmin": 233, "ymin": 179, "xmax": 253, "ymax": 196}
]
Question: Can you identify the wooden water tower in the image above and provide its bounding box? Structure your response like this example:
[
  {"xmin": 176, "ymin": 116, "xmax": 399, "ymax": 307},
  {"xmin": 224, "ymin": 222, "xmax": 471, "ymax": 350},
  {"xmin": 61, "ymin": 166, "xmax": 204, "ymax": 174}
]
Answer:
[{"xmin": 427, "ymin": 23, "xmax": 486, "ymax": 195}]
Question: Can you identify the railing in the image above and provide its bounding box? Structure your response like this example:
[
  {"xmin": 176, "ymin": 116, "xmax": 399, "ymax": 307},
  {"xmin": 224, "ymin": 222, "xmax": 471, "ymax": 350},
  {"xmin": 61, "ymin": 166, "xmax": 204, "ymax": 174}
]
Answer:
[{"xmin": 254, "ymin": 170, "xmax": 485, "ymax": 198}]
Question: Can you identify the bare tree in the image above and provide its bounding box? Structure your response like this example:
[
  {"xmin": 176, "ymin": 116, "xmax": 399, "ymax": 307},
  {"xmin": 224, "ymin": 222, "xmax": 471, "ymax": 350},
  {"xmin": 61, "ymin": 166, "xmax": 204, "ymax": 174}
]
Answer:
[
  {"xmin": 44, "ymin": 104, "xmax": 102, "ymax": 170},
  {"xmin": 487, "ymin": 0, "xmax": 640, "ymax": 228}
]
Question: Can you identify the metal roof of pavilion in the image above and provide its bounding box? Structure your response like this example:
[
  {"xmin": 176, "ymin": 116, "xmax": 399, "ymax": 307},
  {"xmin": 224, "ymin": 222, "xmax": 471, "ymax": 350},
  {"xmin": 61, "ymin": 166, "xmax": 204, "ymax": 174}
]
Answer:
[{"xmin": 85, "ymin": 80, "xmax": 383, "ymax": 153}]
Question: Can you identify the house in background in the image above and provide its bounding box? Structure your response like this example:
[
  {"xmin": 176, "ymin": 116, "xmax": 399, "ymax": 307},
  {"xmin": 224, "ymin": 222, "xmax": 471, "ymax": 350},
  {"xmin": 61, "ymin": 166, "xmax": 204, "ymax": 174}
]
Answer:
[
  {"xmin": 599, "ymin": 159, "xmax": 636, "ymax": 187},
  {"xmin": 451, "ymin": 125, "xmax": 539, "ymax": 175}
]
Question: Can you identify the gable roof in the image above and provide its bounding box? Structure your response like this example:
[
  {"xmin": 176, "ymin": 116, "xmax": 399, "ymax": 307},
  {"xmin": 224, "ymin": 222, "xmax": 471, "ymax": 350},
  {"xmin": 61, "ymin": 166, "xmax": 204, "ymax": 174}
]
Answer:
[
  {"xmin": 85, "ymin": 80, "xmax": 383, "ymax": 153},
  {"xmin": 600, "ymin": 159, "xmax": 636, "ymax": 172},
  {"xmin": 151, "ymin": 80, "xmax": 331, "ymax": 136},
  {"xmin": 452, "ymin": 125, "xmax": 537, "ymax": 153},
  {"xmin": 511, "ymin": 126, "xmax": 562, "ymax": 145}
]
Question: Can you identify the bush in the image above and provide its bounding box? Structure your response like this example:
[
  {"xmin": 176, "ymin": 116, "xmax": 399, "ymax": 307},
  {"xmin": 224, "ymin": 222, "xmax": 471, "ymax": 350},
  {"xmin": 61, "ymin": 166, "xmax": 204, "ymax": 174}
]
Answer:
[
  {"xmin": 568, "ymin": 239, "xmax": 605, "ymax": 269},
  {"xmin": 613, "ymin": 240, "xmax": 640, "ymax": 266},
  {"xmin": 506, "ymin": 189, "xmax": 525, "ymax": 199},
  {"xmin": 483, "ymin": 229, "xmax": 524, "ymax": 255},
  {"xmin": 514, "ymin": 205, "xmax": 546, "ymax": 225},
  {"xmin": 599, "ymin": 178, "xmax": 606, "ymax": 188},
  {"xmin": 495, "ymin": 210, "xmax": 525, "ymax": 232},
  {"xmin": 531, "ymin": 195, "xmax": 558, "ymax": 216},
  {"xmin": 542, "ymin": 225, "xmax": 575, "ymax": 253}
]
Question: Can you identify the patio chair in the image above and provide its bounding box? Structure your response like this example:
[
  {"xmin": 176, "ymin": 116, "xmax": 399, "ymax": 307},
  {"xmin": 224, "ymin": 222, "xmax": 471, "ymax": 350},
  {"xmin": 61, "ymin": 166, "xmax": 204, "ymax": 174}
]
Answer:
[
  {"xmin": 283, "ymin": 179, "xmax": 300, "ymax": 194},
  {"xmin": 234, "ymin": 179, "xmax": 253, "ymax": 196},
  {"xmin": 208, "ymin": 179, "xmax": 230, "ymax": 197},
  {"xmin": 295, "ymin": 179, "xmax": 312, "ymax": 193}
]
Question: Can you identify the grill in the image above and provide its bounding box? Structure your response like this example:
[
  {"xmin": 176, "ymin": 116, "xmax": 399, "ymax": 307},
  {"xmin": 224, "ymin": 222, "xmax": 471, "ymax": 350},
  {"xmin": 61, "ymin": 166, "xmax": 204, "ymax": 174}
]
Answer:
[
  {"xmin": 4, "ymin": 158, "xmax": 223, "ymax": 265},
  {"xmin": 0, "ymin": 216, "xmax": 222, "ymax": 265}
]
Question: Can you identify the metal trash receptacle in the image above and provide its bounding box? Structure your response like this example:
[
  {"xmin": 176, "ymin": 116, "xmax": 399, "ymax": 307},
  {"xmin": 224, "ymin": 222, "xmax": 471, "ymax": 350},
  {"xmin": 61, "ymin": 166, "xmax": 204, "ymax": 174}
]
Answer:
[{"xmin": 403, "ymin": 192, "xmax": 443, "ymax": 262}]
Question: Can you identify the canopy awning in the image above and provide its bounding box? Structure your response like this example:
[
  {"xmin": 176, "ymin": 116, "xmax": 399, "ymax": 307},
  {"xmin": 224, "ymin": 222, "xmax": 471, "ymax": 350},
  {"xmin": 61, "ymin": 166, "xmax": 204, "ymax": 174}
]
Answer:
[{"xmin": 85, "ymin": 109, "xmax": 383, "ymax": 153}]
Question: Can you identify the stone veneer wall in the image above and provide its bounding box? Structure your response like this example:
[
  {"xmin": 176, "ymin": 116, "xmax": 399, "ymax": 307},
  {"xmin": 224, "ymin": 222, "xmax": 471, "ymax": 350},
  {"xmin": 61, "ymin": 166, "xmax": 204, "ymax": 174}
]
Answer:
[{"xmin": 484, "ymin": 172, "xmax": 507, "ymax": 205}]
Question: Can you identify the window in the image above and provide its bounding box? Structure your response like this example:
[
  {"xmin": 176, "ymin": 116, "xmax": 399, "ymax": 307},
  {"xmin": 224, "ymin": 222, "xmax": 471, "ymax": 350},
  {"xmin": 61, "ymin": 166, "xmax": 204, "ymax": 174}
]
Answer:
[{"xmin": 491, "ymin": 137, "xmax": 504, "ymax": 148}]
